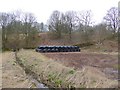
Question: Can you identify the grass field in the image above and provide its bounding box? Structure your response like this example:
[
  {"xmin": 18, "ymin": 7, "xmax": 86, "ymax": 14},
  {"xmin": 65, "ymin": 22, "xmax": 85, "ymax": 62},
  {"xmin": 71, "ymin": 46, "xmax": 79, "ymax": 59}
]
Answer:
[
  {"xmin": 43, "ymin": 51, "xmax": 118, "ymax": 80},
  {"xmin": 16, "ymin": 49, "xmax": 118, "ymax": 88},
  {"xmin": 2, "ymin": 51, "xmax": 35, "ymax": 88},
  {"xmin": 2, "ymin": 49, "xmax": 118, "ymax": 88}
]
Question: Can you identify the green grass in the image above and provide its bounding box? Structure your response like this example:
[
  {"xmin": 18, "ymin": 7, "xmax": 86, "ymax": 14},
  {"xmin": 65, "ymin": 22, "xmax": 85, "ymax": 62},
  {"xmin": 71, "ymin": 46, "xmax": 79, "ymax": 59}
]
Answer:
[
  {"xmin": 113, "ymin": 64, "xmax": 120, "ymax": 70},
  {"xmin": 68, "ymin": 69, "xmax": 75, "ymax": 74}
]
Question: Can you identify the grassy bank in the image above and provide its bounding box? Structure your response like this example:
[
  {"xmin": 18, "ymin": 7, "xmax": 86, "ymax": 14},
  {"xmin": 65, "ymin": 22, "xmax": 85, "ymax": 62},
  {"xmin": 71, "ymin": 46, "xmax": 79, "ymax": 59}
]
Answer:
[
  {"xmin": 2, "ymin": 52, "xmax": 33, "ymax": 88},
  {"xmin": 17, "ymin": 49, "xmax": 118, "ymax": 88}
]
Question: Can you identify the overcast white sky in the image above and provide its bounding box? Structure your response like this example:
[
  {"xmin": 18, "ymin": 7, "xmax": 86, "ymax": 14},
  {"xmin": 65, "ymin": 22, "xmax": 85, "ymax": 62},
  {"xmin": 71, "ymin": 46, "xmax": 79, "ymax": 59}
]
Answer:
[{"xmin": 0, "ymin": 0, "xmax": 119, "ymax": 24}]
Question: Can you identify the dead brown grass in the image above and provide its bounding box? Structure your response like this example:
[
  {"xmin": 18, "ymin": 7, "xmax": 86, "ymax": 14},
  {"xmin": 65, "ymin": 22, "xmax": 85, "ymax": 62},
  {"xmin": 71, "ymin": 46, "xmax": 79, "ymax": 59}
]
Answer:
[
  {"xmin": 2, "ymin": 52, "xmax": 33, "ymax": 88},
  {"xmin": 0, "ymin": 53, "xmax": 2, "ymax": 89},
  {"xmin": 17, "ymin": 49, "xmax": 118, "ymax": 88}
]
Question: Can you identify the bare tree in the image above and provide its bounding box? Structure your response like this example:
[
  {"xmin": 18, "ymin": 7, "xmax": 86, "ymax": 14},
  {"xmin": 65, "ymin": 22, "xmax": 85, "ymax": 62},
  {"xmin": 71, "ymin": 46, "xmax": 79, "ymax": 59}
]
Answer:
[
  {"xmin": 63, "ymin": 11, "xmax": 76, "ymax": 41},
  {"xmin": 0, "ymin": 13, "xmax": 16, "ymax": 50},
  {"xmin": 0, "ymin": 11, "xmax": 40, "ymax": 50},
  {"xmin": 94, "ymin": 23, "xmax": 108, "ymax": 45},
  {"xmin": 76, "ymin": 10, "xmax": 93, "ymax": 32},
  {"xmin": 40, "ymin": 22, "xmax": 44, "ymax": 32},
  {"xmin": 48, "ymin": 10, "xmax": 62, "ymax": 39},
  {"xmin": 118, "ymin": 2, "xmax": 120, "ymax": 50},
  {"xmin": 104, "ymin": 7, "xmax": 118, "ymax": 34},
  {"xmin": 75, "ymin": 10, "xmax": 93, "ymax": 43},
  {"xmin": 22, "ymin": 13, "xmax": 37, "ymax": 48}
]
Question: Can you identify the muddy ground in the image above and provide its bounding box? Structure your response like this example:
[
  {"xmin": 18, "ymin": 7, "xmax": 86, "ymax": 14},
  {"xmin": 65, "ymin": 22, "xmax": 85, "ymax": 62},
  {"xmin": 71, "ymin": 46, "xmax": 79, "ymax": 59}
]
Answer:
[{"xmin": 42, "ymin": 51, "xmax": 118, "ymax": 80}]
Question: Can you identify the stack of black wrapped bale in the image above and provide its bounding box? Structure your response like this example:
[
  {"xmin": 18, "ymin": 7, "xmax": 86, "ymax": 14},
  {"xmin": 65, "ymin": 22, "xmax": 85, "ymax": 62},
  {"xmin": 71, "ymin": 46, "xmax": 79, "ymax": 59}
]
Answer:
[{"xmin": 35, "ymin": 46, "xmax": 80, "ymax": 52}]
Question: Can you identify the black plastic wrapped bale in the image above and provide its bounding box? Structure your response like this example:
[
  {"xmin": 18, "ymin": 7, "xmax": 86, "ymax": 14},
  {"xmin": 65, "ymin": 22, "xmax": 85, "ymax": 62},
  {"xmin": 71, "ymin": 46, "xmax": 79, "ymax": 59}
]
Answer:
[{"xmin": 35, "ymin": 46, "xmax": 81, "ymax": 53}]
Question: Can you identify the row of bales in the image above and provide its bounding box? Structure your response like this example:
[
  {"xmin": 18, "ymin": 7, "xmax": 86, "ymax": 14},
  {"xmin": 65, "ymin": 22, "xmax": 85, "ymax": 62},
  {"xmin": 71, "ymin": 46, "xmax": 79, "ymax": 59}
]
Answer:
[{"xmin": 36, "ymin": 46, "xmax": 80, "ymax": 52}]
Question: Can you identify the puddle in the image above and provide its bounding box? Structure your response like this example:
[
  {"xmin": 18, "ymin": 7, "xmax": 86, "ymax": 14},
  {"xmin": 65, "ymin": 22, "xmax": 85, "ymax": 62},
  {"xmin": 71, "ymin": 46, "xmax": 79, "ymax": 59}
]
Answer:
[
  {"xmin": 103, "ymin": 68, "xmax": 118, "ymax": 80},
  {"xmin": 104, "ymin": 68, "xmax": 118, "ymax": 74},
  {"xmin": 30, "ymin": 78, "xmax": 49, "ymax": 88},
  {"xmin": 15, "ymin": 52, "xmax": 49, "ymax": 89}
]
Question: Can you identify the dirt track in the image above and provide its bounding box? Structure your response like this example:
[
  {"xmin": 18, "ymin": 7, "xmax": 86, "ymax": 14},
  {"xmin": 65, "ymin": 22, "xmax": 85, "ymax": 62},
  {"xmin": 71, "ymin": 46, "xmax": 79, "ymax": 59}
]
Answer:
[{"xmin": 42, "ymin": 51, "xmax": 118, "ymax": 80}]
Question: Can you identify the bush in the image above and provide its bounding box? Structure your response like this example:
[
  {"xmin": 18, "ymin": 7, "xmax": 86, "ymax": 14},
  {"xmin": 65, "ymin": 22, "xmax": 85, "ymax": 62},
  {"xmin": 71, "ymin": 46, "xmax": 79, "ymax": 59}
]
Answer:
[{"xmin": 74, "ymin": 42, "xmax": 95, "ymax": 48}]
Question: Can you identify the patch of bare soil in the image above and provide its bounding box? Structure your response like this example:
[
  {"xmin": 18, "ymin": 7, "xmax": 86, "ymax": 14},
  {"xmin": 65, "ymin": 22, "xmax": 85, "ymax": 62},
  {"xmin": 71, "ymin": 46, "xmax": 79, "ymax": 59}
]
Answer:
[{"xmin": 42, "ymin": 51, "xmax": 118, "ymax": 80}]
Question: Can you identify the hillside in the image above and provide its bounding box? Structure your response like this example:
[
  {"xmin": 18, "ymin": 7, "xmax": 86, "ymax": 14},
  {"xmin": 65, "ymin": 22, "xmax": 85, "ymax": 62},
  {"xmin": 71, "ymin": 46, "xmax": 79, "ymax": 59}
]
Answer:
[
  {"xmin": 38, "ymin": 32, "xmax": 118, "ymax": 52},
  {"xmin": 2, "ymin": 33, "xmax": 118, "ymax": 88}
]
